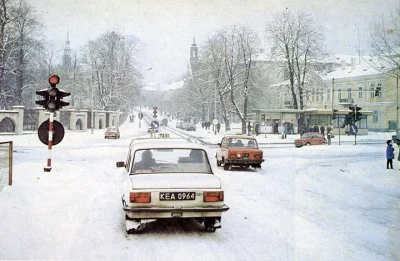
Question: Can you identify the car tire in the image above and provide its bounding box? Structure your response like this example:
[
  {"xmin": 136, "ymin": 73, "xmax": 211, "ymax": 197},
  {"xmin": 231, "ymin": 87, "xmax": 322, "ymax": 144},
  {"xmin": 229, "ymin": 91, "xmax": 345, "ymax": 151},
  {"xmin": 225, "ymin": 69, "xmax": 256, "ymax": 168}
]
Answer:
[
  {"xmin": 204, "ymin": 219, "xmax": 217, "ymax": 232},
  {"xmin": 321, "ymin": 142, "xmax": 326, "ymax": 145},
  {"xmin": 216, "ymin": 157, "xmax": 221, "ymax": 166},
  {"xmin": 306, "ymin": 142, "xmax": 311, "ymax": 146},
  {"xmin": 223, "ymin": 162, "xmax": 230, "ymax": 171}
]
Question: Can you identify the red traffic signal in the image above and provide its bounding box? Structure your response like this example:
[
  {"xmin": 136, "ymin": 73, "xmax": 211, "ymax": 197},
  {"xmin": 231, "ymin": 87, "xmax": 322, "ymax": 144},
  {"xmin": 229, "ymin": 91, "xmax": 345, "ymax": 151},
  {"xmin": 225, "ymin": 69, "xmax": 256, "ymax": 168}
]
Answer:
[
  {"xmin": 49, "ymin": 75, "xmax": 60, "ymax": 86},
  {"xmin": 35, "ymin": 75, "xmax": 70, "ymax": 111}
]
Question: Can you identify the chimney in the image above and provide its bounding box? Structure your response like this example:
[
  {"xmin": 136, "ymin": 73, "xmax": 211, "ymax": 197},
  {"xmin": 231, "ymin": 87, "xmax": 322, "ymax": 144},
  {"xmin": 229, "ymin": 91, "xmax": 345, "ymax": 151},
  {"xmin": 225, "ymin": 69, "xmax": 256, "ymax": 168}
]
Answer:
[
  {"xmin": 351, "ymin": 58, "xmax": 356, "ymax": 70},
  {"xmin": 341, "ymin": 60, "xmax": 346, "ymax": 70}
]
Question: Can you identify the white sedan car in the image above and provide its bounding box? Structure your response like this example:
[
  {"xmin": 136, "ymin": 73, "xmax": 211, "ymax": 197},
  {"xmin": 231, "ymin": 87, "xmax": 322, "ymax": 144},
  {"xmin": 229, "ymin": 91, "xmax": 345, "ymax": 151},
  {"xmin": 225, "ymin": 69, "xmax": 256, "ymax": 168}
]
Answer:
[{"xmin": 116, "ymin": 138, "xmax": 229, "ymax": 234}]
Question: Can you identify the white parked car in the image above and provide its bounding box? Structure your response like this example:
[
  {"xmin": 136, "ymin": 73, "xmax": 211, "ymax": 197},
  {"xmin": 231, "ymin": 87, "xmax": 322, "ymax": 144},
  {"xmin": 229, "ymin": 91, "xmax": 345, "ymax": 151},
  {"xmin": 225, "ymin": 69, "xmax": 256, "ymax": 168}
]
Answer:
[{"xmin": 116, "ymin": 138, "xmax": 229, "ymax": 234}]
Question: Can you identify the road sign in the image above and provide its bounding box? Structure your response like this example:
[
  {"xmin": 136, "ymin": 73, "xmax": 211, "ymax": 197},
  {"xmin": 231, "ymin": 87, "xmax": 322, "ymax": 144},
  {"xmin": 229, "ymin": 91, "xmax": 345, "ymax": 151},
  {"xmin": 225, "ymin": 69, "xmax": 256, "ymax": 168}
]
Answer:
[
  {"xmin": 212, "ymin": 119, "xmax": 219, "ymax": 125},
  {"xmin": 151, "ymin": 120, "xmax": 160, "ymax": 129},
  {"xmin": 138, "ymin": 112, "xmax": 143, "ymax": 119},
  {"xmin": 38, "ymin": 119, "xmax": 65, "ymax": 146}
]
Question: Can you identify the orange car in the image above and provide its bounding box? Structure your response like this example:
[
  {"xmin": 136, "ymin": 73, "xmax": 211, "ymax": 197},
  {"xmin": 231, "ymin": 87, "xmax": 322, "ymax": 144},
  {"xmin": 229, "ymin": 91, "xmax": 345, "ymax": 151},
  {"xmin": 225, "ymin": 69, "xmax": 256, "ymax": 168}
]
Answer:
[
  {"xmin": 294, "ymin": 132, "xmax": 326, "ymax": 147},
  {"xmin": 216, "ymin": 135, "xmax": 264, "ymax": 170}
]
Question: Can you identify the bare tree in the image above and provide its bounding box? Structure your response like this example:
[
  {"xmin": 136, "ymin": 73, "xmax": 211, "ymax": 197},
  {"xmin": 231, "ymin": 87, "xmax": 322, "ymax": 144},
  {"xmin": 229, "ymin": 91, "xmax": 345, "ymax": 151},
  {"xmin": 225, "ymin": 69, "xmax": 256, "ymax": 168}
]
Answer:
[
  {"xmin": 202, "ymin": 35, "xmax": 231, "ymax": 130},
  {"xmin": 220, "ymin": 25, "xmax": 259, "ymax": 134},
  {"xmin": 370, "ymin": 6, "xmax": 400, "ymax": 78},
  {"xmin": 82, "ymin": 31, "xmax": 141, "ymax": 111},
  {"xmin": 266, "ymin": 10, "xmax": 324, "ymax": 111}
]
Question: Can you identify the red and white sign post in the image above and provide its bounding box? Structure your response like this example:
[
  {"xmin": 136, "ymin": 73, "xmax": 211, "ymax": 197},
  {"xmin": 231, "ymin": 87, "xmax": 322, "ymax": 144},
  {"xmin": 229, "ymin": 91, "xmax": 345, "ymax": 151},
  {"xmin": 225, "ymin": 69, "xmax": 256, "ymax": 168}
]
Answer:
[
  {"xmin": 44, "ymin": 112, "xmax": 54, "ymax": 172},
  {"xmin": 35, "ymin": 74, "xmax": 70, "ymax": 172}
]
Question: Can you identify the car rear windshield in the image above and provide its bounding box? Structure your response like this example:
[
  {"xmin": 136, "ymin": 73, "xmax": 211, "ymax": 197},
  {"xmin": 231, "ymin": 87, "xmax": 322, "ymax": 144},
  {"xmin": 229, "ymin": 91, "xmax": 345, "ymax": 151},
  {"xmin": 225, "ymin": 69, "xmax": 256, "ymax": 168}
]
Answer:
[
  {"xmin": 131, "ymin": 148, "xmax": 212, "ymax": 174},
  {"xmin": 226, "ymin": 138, "xmax": 258, "ymax": 148}
]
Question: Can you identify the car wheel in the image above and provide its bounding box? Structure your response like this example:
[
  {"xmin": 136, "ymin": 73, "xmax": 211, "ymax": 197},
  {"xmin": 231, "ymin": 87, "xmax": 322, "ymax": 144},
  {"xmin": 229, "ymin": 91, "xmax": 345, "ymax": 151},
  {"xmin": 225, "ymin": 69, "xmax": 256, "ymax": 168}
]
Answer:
[
  {"xmin": 223, "ymin": 162, "xmax": 230, "ymax": 171},
  {"xmin": 321, "ymin": 142, "xmax": 326, "ymax": 145},
  {"xmin": 204, "ymin": 219, "xmax": 217, "ymax": 232},
  {"xmin": 216, "ymin": 158, "xmax": 221, "ymax": 167},
  {"xmin": 306, "ymin": 142, "xmax": 311, "ymax": 146}
]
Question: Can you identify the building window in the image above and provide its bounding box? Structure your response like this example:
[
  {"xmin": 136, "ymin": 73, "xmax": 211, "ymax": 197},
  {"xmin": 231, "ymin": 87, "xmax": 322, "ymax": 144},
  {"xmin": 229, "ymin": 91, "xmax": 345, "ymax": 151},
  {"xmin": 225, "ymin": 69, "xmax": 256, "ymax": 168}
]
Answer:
[
  {"xmin": 370, "ymin": 83, "xmax": 375, "ymax": 99},
  {"xmin": 358, "ymin": 87, "xmax": 362, "ymax": 99},
  {"xmin": 376, "ymin": 82, "xmax": 382, "ymax": 98},
  {"xmin": 373, "ymin": 110, "xmax": 378, "ymax": 123},
  {"xmin": 347, "ymin": 87, "xmax": 352, "ymax": 99},
  {"xmin": 316, "ymin": 89, "xmax": 320, "ymax": 102},
  {"xmin": 326, "ymin": 90, "xmax": 330, "ymax": 101},
  {"xmin": 338, "ymin": 89, "xmax": 342, "ymax": 101}
]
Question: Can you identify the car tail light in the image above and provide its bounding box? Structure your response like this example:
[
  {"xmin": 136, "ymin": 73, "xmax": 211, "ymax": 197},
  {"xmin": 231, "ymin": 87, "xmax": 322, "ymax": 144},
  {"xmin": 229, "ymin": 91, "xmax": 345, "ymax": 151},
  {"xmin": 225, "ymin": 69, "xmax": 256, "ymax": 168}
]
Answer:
[
  {"xmin": 254, "ymin": 153, "xmax": 262, "ymax": 159},
  {"xmin": 203, "ymin": 191, "xmax": 224, "ymax": 202},
  {"xmin": 130, "ymin": 192, "xmax": 151, "ymax": 203},
  {"xmin": 229, "ymin": 154, "xmax": 236, "ymax": 159}
]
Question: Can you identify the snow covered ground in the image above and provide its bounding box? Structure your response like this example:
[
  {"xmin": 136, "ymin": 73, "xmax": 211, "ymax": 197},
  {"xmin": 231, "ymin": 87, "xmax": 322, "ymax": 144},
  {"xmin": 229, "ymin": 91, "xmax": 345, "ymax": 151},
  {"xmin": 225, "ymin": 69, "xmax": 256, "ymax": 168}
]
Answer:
[{"xmin": 0, "ymin": 118, "xmax": 399, "ymax": 260}]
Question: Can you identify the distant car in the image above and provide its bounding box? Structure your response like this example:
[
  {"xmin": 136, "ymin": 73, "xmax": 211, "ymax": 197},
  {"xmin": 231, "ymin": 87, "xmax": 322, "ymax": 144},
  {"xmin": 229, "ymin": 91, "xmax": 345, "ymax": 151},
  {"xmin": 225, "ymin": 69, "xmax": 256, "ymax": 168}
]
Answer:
[
  {"xmin": 216, "ymin": 135, "xmax": 264, "ymax": 170},
  {"xmin": 116, "ymin": 138, "xmax": 229, "ymax": 234},
  {"xmin": 294, "ymin": 132, "xmax": 326, "ymax": 147},
  {"xmin": 180, "ymin": 121, "xmax": 196, "ymax": 131},
  {"xmin": 105, "ymin": 126, "xmax": 120, "ymax": 139},
  {"xmin": 147, "ymin": 127, "xmax": 159, "ymax": 133}
]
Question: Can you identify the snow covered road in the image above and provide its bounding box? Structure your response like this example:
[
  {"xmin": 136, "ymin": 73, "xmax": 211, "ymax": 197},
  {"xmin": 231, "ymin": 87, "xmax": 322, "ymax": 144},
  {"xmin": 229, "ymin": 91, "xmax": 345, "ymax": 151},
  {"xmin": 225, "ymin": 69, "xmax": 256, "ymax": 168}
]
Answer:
[{"xmin": 0, "ymin": 121, "xmax": 399, "ymax": 260}]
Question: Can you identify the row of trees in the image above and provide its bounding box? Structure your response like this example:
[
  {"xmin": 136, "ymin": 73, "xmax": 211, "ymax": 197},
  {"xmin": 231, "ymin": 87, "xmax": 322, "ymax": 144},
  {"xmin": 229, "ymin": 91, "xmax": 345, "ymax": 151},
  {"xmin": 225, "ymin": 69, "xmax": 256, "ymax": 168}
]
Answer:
[
  {"xmin": 0, "ymin": 0, "xmax": 143, "ymax": 112},
  {"xmin": 169, "ymin": 10, "xmax": 325, "ymax": 133}
]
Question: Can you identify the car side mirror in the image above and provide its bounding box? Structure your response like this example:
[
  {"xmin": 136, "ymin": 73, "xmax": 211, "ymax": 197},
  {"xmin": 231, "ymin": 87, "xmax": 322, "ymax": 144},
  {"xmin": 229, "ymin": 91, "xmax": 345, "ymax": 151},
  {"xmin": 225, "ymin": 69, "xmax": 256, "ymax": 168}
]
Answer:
[{"xmin": 116, "ymin": 161, "xmax": 125, "ymax": 168}]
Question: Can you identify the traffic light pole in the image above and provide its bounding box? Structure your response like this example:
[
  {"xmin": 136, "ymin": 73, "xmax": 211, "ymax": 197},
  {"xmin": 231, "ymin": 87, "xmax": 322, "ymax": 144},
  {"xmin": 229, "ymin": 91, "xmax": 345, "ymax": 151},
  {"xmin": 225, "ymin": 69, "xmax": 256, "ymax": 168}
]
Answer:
[{"xmin": 44, "ymin": 112, "xmax": 54, "ymax": 172}]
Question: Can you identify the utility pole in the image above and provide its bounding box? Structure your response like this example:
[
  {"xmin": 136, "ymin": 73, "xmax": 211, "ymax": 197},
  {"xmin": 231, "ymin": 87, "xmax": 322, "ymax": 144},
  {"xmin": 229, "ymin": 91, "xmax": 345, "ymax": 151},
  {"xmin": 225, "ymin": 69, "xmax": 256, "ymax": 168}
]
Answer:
[
  {"xmin": 90, "ymin": 78, "xmax": 94, "ymax": 134},
  {"xmin": 139, "ymin": 67, "xmax": 152, "ymax": 129}
]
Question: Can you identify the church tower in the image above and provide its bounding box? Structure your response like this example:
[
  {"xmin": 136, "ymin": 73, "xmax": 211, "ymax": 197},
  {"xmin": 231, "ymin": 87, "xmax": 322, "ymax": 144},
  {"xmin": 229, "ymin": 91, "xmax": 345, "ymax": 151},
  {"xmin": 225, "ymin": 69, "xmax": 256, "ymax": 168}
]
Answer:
[
  {"xmin": 62, "ymin": 31, "xmax": 72, "ymax": 69},
  {"xmin": 190, "ymin": 37, "xmax": 198, "ymax": 63}
]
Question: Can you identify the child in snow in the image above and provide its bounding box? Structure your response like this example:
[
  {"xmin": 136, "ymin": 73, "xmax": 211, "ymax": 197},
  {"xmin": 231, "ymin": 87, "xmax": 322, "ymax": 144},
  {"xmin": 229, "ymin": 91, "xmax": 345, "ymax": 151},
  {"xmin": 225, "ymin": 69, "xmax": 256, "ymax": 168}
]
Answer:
[{"xmin": 386, "ymin": 140, "xmax": 394, "ymax": 169}]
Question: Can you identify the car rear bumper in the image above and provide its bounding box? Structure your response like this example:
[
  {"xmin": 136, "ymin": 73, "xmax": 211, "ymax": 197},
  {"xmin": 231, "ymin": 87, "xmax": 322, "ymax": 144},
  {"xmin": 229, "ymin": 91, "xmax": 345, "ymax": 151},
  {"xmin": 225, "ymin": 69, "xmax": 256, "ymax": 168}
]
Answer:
[
  {"xmin": 225, "ymin": 159, "xmax": 264, "ymax": 165},
  {"xmin": 124, "ymin": 205, "xmax": 229, "ymax": 219}
]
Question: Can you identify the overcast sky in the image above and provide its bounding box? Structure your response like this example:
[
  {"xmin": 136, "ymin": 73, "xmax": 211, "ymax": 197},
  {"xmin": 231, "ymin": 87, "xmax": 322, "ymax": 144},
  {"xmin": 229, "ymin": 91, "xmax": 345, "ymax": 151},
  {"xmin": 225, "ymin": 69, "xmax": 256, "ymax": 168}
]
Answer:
[{"xmin": 28, "ymin": 0, "xmax": 397, "ymax": 88}]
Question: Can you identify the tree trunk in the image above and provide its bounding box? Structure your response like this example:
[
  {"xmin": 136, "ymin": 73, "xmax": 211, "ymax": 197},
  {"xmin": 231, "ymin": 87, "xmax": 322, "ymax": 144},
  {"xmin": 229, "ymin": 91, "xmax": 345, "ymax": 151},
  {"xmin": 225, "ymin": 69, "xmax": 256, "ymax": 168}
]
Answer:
[{"xmin": 219, "ymin": 92, "xmax": 230, "ymax": 131}]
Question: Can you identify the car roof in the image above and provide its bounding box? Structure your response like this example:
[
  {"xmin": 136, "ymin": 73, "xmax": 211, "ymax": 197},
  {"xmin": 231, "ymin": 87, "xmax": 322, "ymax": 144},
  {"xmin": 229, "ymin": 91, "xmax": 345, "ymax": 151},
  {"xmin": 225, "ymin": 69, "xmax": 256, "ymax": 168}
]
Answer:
[
  {"xmin": 128, "ymin": 138, "xmax": 206, "ymax": 151},
  {"xmin": 223, "ymin": 134, "xmax": 255, "ymax": 139}
]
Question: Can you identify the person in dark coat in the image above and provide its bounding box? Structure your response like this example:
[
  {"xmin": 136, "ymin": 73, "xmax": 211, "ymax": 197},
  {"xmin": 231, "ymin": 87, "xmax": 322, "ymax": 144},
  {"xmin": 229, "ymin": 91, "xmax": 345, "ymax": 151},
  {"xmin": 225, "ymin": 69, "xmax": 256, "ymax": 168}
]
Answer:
[
  {"xmin": 247, "ymin": 122, "xmax": 252, "ymax": 135},
  {"xmin": 386, "ymin": 140, "xmax": 394, "ymax": 169},
  {"xmin": 274, "ymin": 121, "xmax": 279, "ymax": 134},
  {"xmin": 313, "ymin": 125, "xmax": 319, "ymax": 133},
  {"xmin": 255, "ymin": 122, "xmax": 260, "ymax": 136},
  {"xmin": 216, "ymin": 122, "xmax": 221, "ymax": 133},
  {"xmin": 320, "ymin": 125, "xmax": 325, "ymax": 136}
]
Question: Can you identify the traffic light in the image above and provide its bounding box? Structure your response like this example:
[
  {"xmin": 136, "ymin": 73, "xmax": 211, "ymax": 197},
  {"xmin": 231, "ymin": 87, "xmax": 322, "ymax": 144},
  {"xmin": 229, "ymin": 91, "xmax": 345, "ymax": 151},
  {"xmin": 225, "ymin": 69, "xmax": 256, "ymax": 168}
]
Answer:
[
  {"xmin": 348, "ymin": 105, "xmax": 362, "ymax": 123},
  {"xmin": 35, "ymin": 75, "xmax": 70, "ymax": 112},
  {"xmin": 375, "ymin": 86, "xmax": 381, "ymax": 97},
  {"xmin": 153, "ymin": 106, "xmax": 158, "ymax": 118},
  {"xmin": 354, "ymin": 106, "xmax": 362, "ymax": 122},
  {"xmin": 333, "ymin": 109, "xmax": 338, "ymax": 120}
]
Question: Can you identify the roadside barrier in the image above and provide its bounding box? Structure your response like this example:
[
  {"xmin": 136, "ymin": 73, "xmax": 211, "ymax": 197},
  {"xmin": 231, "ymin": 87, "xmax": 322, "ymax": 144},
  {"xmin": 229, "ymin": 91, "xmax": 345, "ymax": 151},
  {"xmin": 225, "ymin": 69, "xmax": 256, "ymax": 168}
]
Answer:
[{"xmin": 0, "ymin": 141, "xmax": 13, "ymax": 191}]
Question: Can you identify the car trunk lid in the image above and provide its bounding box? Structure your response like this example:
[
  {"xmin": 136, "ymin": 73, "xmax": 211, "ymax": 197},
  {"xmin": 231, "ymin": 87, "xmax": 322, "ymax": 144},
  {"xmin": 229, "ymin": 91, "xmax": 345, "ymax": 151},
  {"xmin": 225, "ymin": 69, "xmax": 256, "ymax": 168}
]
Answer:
[{"xmin": 129, "ymin": 173, "xmax": 221, "ymax": 190}]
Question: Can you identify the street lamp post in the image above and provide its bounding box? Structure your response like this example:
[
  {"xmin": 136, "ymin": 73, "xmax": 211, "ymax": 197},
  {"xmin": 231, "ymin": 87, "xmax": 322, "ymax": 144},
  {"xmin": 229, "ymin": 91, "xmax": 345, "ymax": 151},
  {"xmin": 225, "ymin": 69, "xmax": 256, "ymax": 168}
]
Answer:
[{"xmin": 139, "ymin": 67, "xmax": 152, "ymax": 129}]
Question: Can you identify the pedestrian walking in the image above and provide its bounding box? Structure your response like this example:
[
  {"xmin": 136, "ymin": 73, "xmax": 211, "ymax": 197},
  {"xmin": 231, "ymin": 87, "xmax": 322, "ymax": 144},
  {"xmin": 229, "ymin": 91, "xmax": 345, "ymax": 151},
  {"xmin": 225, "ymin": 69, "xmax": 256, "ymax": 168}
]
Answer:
[
  {"xmin": 386, "ymin": 140, "xmax": 394, "ymax": 169},
  {"xmin": 216, "ymin": 122, "xmax": 221, "ymax": 133},
  {"xmin": 320, "ymin": 125, "xmax": 325, "ymax": 136},
  {"xmin": 255, "ymin": 122, "xmax": 260, "ymax": 136},
  {"xmin": 247, "ymin": 122, "xmax": 252, "ymax": 135},
  {"xmin": 274, "ymin": 121, "xmax": 279, "ymax": 134}
]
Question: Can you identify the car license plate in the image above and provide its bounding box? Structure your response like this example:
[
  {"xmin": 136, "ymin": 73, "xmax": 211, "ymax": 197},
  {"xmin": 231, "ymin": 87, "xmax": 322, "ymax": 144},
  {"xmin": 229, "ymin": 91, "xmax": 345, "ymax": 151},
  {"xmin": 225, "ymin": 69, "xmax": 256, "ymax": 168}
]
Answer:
[{"xmin": 159, "ymin": 192, "xmax": 195, "ymax": 201}]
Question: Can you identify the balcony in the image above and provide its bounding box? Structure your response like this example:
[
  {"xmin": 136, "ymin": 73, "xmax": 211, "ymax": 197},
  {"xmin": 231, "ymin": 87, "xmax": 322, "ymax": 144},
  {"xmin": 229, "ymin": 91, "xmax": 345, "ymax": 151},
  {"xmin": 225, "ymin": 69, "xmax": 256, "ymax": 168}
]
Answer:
[{"xmin": 338, "ymin": 98, "xmax": 353, "ymax": 105}]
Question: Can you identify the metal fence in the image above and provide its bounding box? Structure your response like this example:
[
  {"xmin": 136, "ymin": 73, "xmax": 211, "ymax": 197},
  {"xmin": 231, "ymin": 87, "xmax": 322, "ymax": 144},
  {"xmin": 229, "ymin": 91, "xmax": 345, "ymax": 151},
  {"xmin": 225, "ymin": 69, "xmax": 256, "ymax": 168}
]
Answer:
[{"xmin": 0, "ymin": 141, "xmax": 13, "ymax": 191}]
